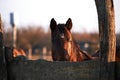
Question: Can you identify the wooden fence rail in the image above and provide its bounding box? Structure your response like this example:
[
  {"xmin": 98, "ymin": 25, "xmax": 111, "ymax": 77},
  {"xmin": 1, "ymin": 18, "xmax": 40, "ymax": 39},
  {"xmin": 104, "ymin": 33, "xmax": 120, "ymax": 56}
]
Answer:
[{"xmin": 8, "ymin": 59, "xmax": 100, "ymax": 80}]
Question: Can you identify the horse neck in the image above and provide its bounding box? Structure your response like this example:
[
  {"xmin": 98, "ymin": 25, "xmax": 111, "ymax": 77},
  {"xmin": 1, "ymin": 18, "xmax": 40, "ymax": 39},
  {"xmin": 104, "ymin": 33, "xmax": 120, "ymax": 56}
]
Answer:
[{"xmin": 72, "ymin": 40, "xmax": 93, "ymax": 60}]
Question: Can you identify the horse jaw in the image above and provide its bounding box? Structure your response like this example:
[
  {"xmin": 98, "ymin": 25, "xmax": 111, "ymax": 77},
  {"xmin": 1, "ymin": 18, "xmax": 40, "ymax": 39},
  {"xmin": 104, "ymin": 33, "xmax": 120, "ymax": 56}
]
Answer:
[{"xmin": 64, "ymin": 41, "xmax": 72, "ymax": 58}]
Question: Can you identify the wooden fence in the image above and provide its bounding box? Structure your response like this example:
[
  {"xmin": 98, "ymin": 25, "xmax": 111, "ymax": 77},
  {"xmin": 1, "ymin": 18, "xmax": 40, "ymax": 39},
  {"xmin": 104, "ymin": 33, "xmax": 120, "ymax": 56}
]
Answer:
[
  {"xmin": 0, "ymin": 0, "xmax": 120, "ymax": 80},
  {"xmin": 7, "ymin": 59, "xmax": 100, "ymax": 80},
  {"xmin": 0, "ymin": 53, "xmax": 120, "ymax": 80},
  {"xmin": 0, "ymin": 15, "xmax": 120, "ymax": 80}
]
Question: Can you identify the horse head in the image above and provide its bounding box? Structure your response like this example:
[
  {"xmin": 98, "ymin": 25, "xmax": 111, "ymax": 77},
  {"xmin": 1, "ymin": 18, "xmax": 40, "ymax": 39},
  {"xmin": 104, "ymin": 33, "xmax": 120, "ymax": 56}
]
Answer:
[
  {"xmin": 50, "ymin": 18, "xmax": 93, "ymax": 61},
  {"xmin": 50, "ymin": 18, "xmax": 73, "ymax": 61}
]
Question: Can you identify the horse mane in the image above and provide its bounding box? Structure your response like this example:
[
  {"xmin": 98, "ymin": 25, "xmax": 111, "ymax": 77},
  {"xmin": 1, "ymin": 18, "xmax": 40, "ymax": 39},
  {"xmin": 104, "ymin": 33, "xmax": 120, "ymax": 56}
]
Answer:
[{"xmin": 73, "ymin": 40, "xmax": 93, "ymax": 60}]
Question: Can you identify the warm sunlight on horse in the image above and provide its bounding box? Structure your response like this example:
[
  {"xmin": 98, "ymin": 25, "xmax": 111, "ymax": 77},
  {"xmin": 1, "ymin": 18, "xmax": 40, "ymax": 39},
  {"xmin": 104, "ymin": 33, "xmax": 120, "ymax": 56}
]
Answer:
[
  {"xmin": 50, "ymin": 18, "xmax": 93, "ymax": 62},
  {"xmin": 13, "ymin": 48, "xmax": 26, "ymax": 57}
]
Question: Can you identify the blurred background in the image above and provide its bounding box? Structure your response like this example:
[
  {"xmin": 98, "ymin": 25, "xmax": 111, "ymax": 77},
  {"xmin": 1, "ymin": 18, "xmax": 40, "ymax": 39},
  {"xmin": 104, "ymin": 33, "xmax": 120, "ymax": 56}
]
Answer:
[{"xmin": 0, "ymin": 0, "xmax": 120, "ymax": 60}]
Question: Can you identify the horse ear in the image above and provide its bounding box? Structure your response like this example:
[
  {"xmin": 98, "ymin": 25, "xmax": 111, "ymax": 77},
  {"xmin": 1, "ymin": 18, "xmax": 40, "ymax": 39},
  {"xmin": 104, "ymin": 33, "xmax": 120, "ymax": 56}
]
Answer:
[
  {"xmin": 65, "ymin": 18, "xmax": 72, "ymax": 30},
  {"xmin": 50, "ymin": 18, "xmax": 57, "ymax": 30}
]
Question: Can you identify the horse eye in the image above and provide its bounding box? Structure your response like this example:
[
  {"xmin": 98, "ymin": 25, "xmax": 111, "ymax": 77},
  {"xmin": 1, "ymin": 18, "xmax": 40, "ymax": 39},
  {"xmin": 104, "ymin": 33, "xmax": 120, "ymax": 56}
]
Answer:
[{"xmin": 60, "ymin": 33, "xmax": 65, "ymax": 38}]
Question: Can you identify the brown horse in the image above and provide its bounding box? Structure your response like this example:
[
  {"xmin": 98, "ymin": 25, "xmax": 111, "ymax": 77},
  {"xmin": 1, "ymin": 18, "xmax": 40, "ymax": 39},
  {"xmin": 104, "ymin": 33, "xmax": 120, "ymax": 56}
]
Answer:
[
  {"xmin": 4, "ymin": 47, "xmax": 27, "ymax": 62},
  {"xmin": 13, "ymin": 48, "xmax": 26, "ymax": 57},
  {"xmin": 93, "ymin": 45, "xmax": 120, "ymax": 61},
  {"xmin": 116, "ymin": 45, "xmax": 120, "ymax": 61},
  {"xmin": 50, "ymin": 18, "xmax": 93, "ymax": 62}
]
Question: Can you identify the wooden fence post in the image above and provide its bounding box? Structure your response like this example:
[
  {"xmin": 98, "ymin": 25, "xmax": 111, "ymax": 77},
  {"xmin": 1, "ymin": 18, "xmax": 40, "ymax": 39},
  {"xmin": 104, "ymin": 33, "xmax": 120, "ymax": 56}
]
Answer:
[
  {"xmin": 0, "ymin": 14, "xmax": 7, "ymax": 80},
  {"xmin": 95, "ymin": 0, "xmax": 116, "ymax": 80}
]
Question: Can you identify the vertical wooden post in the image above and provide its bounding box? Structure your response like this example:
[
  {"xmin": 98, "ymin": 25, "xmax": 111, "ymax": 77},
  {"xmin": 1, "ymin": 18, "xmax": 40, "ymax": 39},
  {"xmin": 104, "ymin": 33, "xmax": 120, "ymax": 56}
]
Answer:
[
  {"xmin": 0, "ymin": 14, "xmax": 7, "ymax": 80},
  {"xmin": 13, "ymin": 25, "xmax": 17, "ymax": 48},
  {"xmin": 95, "ymin": 0, "xmax": 116, "ymax": 80},
  {"xmin": 10, "ymin": 13, "xmax": 17, "ymax": 48}
]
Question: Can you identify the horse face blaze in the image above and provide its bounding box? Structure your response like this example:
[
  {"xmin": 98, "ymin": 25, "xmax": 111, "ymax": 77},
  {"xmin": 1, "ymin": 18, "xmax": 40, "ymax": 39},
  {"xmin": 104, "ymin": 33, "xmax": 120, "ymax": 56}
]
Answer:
[{"xmin": 60, "ymin": 33, "xmax": 65, "ymax": 39}]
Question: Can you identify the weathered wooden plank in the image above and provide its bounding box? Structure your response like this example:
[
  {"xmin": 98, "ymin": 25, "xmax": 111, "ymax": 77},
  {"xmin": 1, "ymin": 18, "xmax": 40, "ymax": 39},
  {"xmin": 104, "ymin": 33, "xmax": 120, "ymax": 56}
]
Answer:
[{"xmin": 8, "ymin": 59, "xmax": 100, "ymax": 80}]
